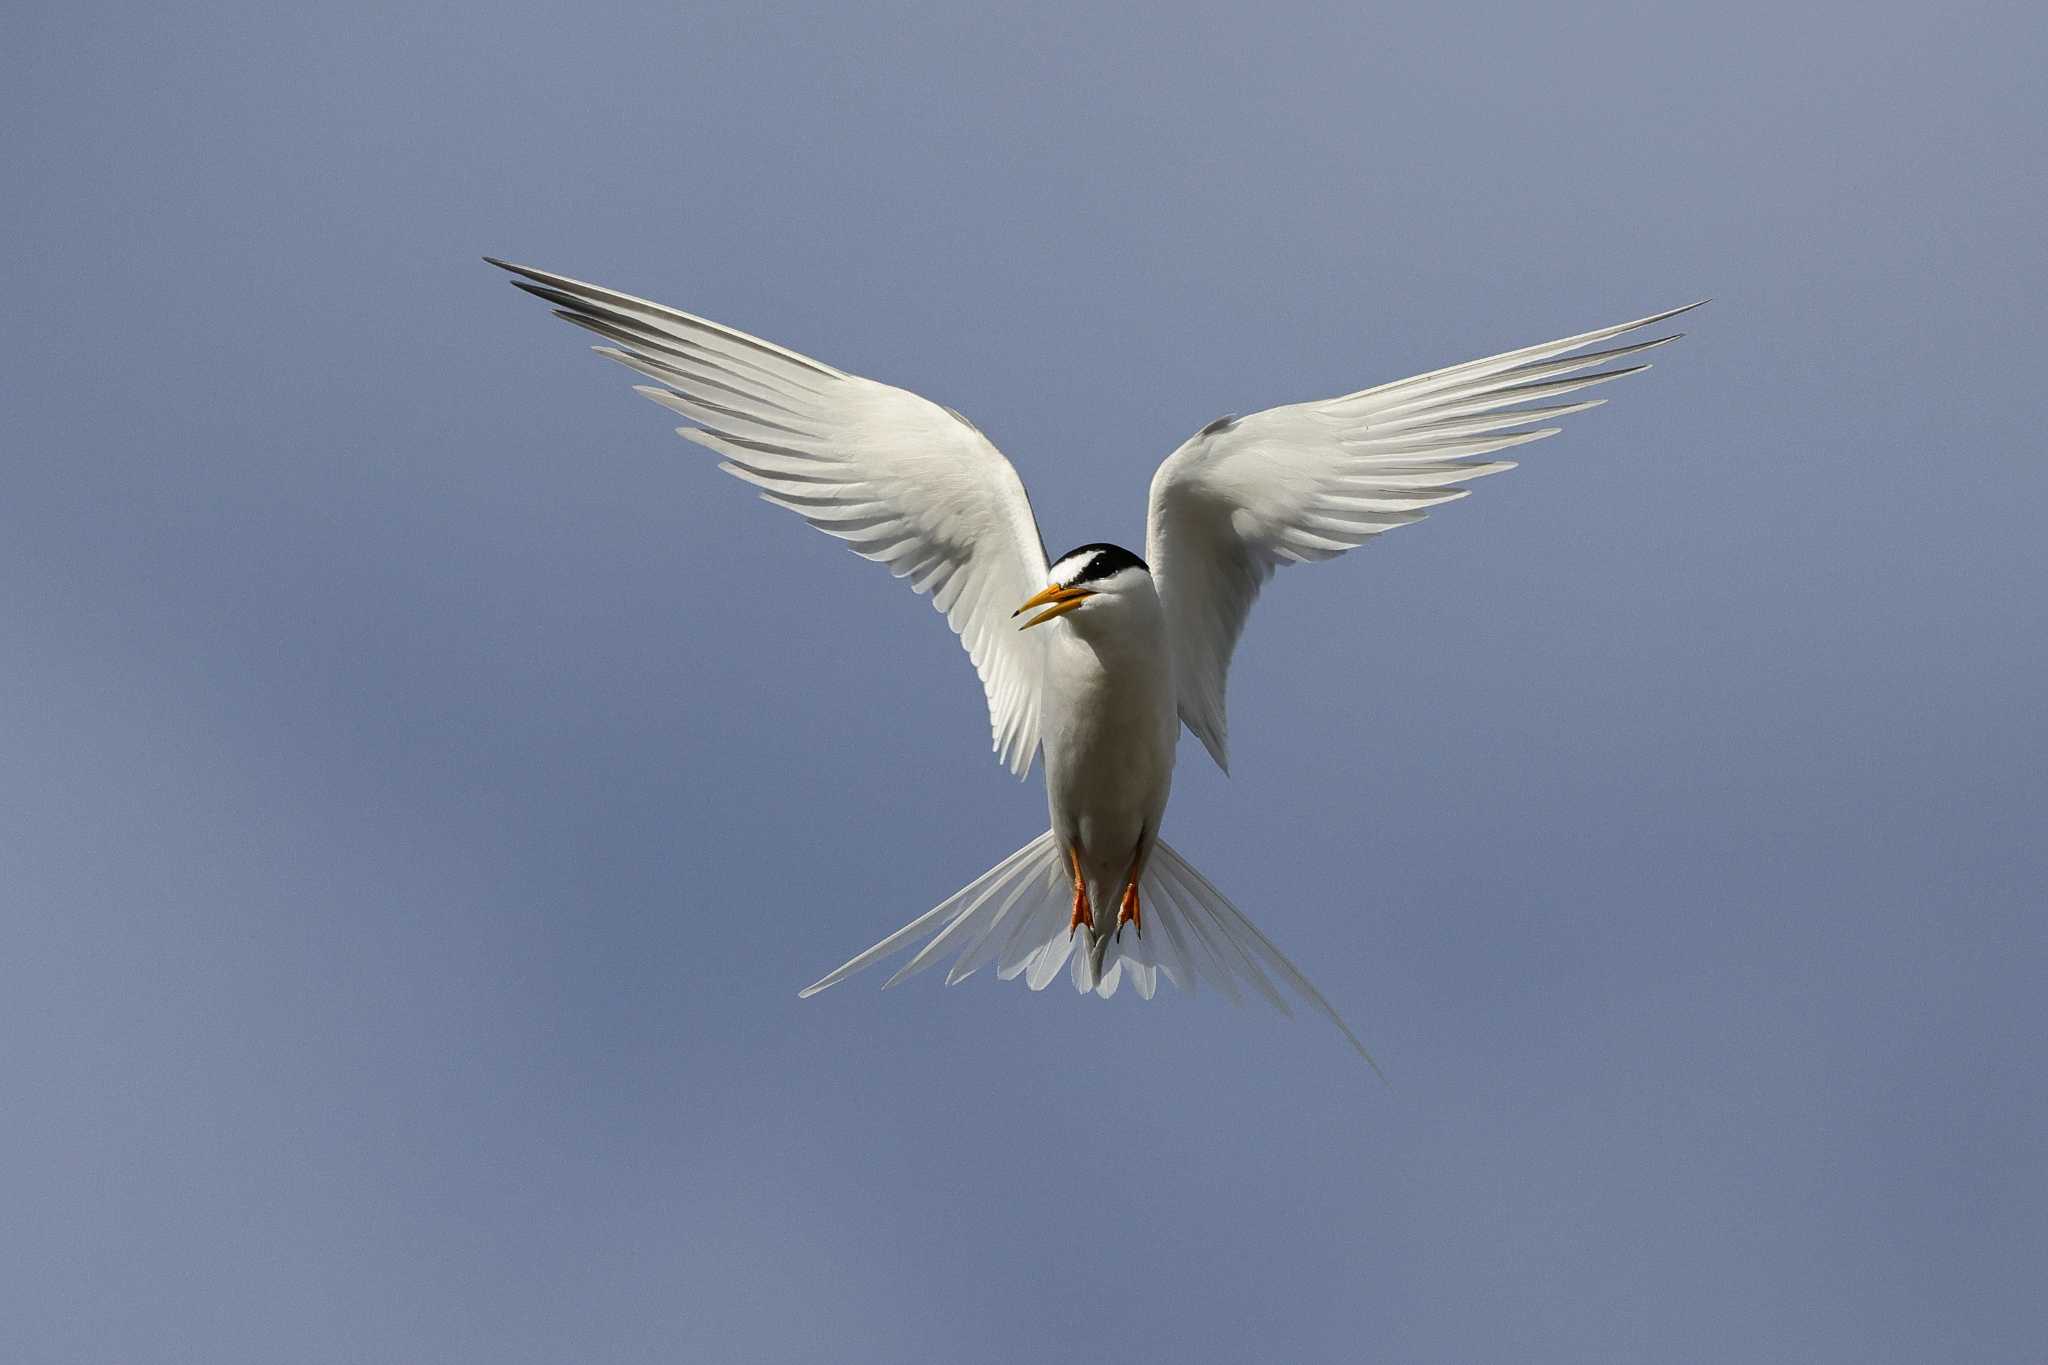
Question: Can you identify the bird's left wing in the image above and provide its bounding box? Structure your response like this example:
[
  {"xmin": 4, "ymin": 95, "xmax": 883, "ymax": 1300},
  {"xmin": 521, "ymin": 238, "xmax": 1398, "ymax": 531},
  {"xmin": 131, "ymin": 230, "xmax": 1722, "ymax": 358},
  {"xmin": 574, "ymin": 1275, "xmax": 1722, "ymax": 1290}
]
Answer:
[
  {"xmin": 489, "ymin": 260, "xmax": 1052, "ymax": 775},
  {"xmin": 1146, "ymin": 303, "xmax": 1701, "ymax": 771}
]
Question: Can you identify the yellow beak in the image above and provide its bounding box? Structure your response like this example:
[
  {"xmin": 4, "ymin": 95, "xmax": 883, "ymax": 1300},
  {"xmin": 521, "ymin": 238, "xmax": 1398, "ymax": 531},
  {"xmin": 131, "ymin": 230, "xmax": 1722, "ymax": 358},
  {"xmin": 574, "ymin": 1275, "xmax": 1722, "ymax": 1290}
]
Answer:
[{"xmin": 1012, "ymin": 584, "xmax": 1095, "ymax": 630}]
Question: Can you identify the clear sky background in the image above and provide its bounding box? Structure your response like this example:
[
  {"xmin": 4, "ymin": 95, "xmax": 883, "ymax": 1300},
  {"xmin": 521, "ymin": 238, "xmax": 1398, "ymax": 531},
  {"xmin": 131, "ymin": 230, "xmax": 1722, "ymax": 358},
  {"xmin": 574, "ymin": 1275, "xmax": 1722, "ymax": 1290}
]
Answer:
[{"xmin": 6, "ymin": 3, "xmax": 2043, "ymax": 1362}]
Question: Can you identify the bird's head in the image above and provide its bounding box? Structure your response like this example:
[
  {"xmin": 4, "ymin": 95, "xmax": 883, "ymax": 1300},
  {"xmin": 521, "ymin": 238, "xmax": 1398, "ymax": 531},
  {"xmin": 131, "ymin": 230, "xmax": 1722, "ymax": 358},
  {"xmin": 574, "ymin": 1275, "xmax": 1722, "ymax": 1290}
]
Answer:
[{"xmin": 1013, "ymin": 543, "xmax": 1151, "ymax": 630}]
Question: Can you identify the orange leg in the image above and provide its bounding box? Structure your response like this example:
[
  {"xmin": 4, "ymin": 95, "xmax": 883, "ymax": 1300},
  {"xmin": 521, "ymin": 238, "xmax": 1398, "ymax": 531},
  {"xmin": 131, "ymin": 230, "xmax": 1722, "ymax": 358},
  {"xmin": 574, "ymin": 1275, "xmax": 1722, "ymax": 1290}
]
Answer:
[
  {"xmin": 1115, "ymin": 848, "xmax": 1143, "ymax": 940},
  {"xmin": 1066, "ymin": 844, "xmax": 1094, "ymax": 937}
]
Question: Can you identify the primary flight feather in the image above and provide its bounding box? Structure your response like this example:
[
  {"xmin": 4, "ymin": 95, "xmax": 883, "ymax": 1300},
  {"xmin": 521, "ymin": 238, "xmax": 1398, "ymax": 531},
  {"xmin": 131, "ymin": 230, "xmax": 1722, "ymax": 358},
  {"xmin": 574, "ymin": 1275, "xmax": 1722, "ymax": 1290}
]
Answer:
[{"xmin": 487, "ymin": 256, "xmax": 1700, "ymax": 1067}]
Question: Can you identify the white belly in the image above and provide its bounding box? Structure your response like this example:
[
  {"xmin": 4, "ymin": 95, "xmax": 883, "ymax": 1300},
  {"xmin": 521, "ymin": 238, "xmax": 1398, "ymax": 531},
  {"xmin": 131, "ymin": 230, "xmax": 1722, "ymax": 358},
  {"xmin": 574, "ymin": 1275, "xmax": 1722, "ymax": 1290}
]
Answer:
[{"xmin": 1040, "ymin": 625, "xmax": 1178, "ymax": 914}]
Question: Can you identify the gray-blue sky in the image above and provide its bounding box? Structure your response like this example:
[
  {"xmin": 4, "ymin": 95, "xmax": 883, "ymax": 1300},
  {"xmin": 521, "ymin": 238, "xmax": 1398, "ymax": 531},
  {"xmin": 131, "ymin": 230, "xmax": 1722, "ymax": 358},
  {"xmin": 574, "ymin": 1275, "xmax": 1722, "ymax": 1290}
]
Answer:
[{"xmin": 5, "ymin": 2, "xmax": 2043, "ymax": 1361}]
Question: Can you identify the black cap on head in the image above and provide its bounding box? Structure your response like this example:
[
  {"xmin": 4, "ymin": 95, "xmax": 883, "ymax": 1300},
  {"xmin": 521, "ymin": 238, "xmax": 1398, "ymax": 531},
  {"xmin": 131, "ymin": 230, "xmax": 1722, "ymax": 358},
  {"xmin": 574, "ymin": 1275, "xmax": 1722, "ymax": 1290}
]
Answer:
[{"xmin": 1052, "ymin": 543, "xmax": 1149, "ymax": 585}]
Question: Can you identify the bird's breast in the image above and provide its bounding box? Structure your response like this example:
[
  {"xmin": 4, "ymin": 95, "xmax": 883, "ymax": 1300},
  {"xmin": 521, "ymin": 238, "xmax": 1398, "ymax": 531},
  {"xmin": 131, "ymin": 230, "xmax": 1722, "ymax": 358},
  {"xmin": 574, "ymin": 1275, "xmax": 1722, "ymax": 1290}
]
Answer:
[{"xmin": 1040, "ymin": 627, "xmax": 1178, "ymax": 856}]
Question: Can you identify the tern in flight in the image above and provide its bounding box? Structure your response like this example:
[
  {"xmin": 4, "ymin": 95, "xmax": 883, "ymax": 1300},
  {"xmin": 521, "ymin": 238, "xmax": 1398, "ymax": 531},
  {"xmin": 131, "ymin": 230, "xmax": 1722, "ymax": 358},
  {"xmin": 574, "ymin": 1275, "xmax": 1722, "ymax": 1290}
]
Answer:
[{"xmin": 489, "ymin": 257, "xmax": 1699, "ymax": 1065}]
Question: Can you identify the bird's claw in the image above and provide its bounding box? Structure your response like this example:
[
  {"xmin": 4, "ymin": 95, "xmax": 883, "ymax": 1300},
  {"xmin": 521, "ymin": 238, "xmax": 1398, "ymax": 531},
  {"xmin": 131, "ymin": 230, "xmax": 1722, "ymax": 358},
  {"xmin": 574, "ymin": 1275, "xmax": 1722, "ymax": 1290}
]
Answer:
[{"xmin": 1116, "ymin": 883, "xmax": 1141, "ymax": 940}]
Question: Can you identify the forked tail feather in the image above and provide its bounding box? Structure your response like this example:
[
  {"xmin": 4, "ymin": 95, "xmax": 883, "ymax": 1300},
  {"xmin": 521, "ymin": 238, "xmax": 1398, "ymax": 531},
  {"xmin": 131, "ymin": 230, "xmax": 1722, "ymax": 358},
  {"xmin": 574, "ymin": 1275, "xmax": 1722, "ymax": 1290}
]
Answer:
[{"xmin": 799, "ymin": 831, "xmax": 1382, "ymax": 1074}]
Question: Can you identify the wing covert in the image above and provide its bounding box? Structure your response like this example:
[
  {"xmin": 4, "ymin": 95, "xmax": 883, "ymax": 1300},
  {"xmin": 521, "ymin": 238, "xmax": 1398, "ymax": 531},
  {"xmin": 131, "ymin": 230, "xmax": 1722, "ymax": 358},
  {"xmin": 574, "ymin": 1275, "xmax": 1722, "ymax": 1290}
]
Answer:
[
  {"xmin": 1146, "ymin": 302, "xmax": 1702, "ymax": 771},
  {"xmin": 489, "ymin": 259, "xmax": 1053, "ymax": 776}
]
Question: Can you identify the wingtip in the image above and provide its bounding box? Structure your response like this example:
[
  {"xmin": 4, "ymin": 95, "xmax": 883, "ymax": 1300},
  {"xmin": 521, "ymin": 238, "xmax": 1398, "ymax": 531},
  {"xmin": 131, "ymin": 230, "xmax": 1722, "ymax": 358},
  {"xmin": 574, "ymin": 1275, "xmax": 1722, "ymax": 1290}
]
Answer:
[
  {"xmin": 490, "ymin": 259, "xmax": 564, "ymax": 291},
  {"xmin": 484, "ymin": 256, "xmax": 542, "ymax": 281},
  {"xmin": 1629, "ymin": 299, "xmax": 1708, "ymax": 330}
]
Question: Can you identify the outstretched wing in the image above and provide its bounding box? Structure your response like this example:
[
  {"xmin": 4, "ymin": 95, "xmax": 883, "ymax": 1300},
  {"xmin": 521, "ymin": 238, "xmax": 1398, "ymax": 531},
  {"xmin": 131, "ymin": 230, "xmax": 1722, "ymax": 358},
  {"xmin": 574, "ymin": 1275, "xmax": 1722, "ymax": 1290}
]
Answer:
[
  {"xmin": 1146, "ymin": 302, "xmax": 1702, "ymax": 771},
  {"xmin": 489, "ymin": 260, "xmax": 1053, "ymax": 776}
]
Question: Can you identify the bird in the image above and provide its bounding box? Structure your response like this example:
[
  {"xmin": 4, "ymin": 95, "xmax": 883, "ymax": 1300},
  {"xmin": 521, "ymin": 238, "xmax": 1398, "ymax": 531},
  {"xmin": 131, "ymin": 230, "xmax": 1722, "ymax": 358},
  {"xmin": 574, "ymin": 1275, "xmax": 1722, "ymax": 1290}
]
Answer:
[{"xmin": 486, "ymin": 256, "xmax": 1700, "ymax": 1067}]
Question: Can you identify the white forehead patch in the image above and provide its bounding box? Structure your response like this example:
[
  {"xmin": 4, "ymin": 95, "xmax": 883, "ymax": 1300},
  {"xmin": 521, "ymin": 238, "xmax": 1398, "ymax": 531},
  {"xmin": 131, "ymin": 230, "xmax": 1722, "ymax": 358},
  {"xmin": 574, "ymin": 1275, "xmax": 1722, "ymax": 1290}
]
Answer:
[{"xmin": 1053, "ymin": 543, "xmax": 1148, "ymax": 585}]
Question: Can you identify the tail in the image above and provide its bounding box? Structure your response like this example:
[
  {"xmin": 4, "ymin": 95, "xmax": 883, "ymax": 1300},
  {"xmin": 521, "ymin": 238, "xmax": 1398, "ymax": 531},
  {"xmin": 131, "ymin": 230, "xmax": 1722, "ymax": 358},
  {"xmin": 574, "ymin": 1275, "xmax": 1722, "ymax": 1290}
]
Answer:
[{"xmin": 799, "ymin": 832, "xmax": 1383, "ymax": 1074}]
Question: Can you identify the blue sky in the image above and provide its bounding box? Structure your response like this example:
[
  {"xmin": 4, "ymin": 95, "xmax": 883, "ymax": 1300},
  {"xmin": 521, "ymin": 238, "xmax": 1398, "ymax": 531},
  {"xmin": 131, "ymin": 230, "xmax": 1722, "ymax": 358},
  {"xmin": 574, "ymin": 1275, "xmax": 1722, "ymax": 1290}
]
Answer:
[{"xmin": 6, "ymin": 2, "xmax": 2044, "ymax": 1361}]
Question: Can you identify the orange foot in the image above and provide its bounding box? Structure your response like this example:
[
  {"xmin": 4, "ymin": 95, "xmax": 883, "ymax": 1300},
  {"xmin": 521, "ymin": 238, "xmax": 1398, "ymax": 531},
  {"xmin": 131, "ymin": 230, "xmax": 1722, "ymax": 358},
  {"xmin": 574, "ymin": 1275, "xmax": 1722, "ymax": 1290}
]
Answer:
[
  {"xmin": 1116, "ymin": 881, "xmax": 1141, "ymax": 940},
  {"xmin": 1067, "ymin": 847, "xmax": 1094, "ymax": 938},
  {"xmin": 1069, "ymin": 886, "xmax": 1095, "ymax": 937}
]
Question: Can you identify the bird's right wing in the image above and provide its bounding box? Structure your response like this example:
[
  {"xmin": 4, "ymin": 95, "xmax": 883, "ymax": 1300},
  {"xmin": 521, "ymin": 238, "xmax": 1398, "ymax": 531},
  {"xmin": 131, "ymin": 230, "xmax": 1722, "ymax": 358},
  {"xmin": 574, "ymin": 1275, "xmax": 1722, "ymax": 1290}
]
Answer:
[
  {"xmin": 1147, "ymin": 303, "xmax": 1700, "ymax": 771},
  {"xmin": 489, "ymin": 260, "xmax": 1053, "ymax": 776}
]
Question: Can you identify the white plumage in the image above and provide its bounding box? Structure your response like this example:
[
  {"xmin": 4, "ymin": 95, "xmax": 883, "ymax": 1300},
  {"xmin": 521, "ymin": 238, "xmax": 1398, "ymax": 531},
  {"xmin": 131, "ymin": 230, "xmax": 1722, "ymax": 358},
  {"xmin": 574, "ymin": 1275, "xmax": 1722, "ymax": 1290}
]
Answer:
[{"xmin": 489, "ymin": 257, "xmax": 1699, "ymax": 1067}]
